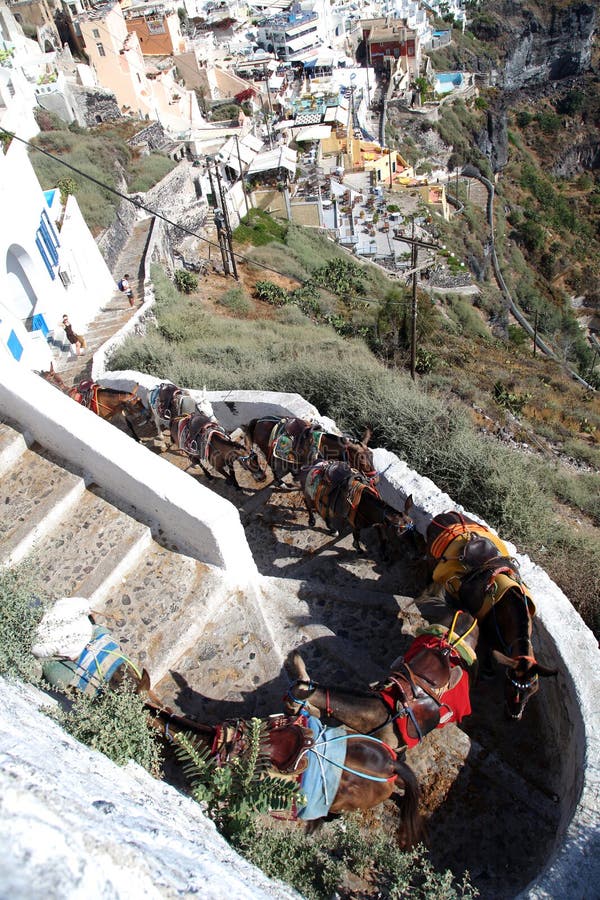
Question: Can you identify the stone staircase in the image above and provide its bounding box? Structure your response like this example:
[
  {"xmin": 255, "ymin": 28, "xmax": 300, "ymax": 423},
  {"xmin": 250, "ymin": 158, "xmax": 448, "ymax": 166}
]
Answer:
[
  {"xmin": 0, "ymin": 410, "xmax": 416, "ymax": 719},
  {"xmin": 0, "ymin": 416, "xmax": 245, "ymax": 686},
  {"xmin": 54, "ymin": 217, "xmax": 154, "ymax": 388}
]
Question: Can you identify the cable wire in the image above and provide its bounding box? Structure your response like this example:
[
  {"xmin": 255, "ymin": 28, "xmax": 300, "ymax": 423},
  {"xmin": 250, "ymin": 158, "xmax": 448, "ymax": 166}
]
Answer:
[{"xmin": 0, "ymin": 127, "xmax": 308, "ymax": 283}]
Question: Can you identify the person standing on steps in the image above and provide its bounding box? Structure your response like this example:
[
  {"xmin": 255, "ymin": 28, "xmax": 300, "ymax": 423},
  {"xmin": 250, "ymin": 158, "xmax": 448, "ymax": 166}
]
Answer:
[
  {"xmin": 62, "ymin": 314, "xmax": 86, "ymax": 356},
  {"xmin": 118, "ymin": 273, "xmax": 135, "ymax": 307}
]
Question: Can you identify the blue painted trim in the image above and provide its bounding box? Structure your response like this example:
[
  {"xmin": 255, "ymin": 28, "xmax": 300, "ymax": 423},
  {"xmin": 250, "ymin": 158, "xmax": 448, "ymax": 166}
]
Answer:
[
  {"xmin": 31, "ymin": 313, "xmax": 49, "ymax": 336},
  {"xmin": 41, "ymin": 208, "xmax": 60, "ymax": 248},
  {"xmin": 39, "ymin": 219, "xmax": 59, "ymax": 266},
  {"xmin": 7, "ymin": 330, "xmax": 23, "ymax": 361}
]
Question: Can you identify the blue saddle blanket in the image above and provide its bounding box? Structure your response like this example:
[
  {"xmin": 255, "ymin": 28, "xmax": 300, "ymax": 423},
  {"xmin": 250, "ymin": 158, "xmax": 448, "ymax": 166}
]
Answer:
[{"xmin": 297, "ymin": 716, "xmax": 347, "ymax": 821}]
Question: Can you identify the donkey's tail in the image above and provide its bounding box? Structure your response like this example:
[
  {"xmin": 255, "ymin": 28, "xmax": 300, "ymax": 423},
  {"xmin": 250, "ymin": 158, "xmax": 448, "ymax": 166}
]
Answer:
[{"xmin": 393, "ymin": 758, "xmax": 422, "ymax": 847}]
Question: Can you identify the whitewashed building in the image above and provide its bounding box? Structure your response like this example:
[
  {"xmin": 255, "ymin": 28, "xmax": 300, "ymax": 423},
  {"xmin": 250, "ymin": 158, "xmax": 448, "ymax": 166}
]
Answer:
[{"xmin": 1, "ymin": 138, "xmax": 115, "ymax": 370}]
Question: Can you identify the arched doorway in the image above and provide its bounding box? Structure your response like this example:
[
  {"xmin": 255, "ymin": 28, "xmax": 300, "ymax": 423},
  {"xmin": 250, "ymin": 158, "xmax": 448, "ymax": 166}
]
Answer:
[{"xmin": 5, "ymin": 245, "xmax": 39, "ymax": 328}]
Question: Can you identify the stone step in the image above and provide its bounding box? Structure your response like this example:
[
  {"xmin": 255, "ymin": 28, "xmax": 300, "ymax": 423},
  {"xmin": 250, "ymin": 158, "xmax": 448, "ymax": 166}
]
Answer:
[
  {"xmin": 96, "ymin": 544, "xmax": 229, "ymax": 683},
  {"xmin": 153, "ymin": 586, "xmax": 284, "ymax": 721},
  {"xmin": 0, "ymin": 442, "xmax": 86, "ymax": 567},
  {"xmin": 26, "ymin": 484, "xmax": 152, "ymax": 602},
  {"xmin": 0, "ymin": 417, "xmax": 28, "ymax": 477}
]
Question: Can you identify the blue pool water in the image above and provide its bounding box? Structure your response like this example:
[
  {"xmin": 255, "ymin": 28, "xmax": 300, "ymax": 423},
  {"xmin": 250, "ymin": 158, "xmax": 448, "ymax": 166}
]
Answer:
[{"xmin": 436, "ymin": 72, "xmax": 463, "ymax": 86}]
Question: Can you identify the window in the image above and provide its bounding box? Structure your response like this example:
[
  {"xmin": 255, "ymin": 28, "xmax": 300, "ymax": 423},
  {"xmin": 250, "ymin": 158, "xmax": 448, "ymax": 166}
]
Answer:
[
  {"xmin": 92, "ymin": 28, "xmax": 100, "ymax": 38},
  {"xmin": 146, "ymin": 17, "xmax": 166, "ymax": 34},
  {"xmin": 96, "ymin": 42, "xmax": 106, "ymax": 57}
]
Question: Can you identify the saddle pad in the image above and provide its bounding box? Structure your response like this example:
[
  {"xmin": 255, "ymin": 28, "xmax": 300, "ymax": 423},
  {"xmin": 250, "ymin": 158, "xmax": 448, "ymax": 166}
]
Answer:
[
  {"xmin": 416, "ymin": 624, "xmax": 477, "ymax": 667},
  {"xmin": 297, "ymin": 716, "xmax": 346, "ymax": 821},
  {"xmin": 404, "ymin": 635, "xmax": 471, "ymax": 724},
  {"xmin": 431, "ymin": 531, "xmax": 510, "ymax": 588},
  {"xmin": 42, "ymin": 626, "xmax": 127, "ymax": 697}
]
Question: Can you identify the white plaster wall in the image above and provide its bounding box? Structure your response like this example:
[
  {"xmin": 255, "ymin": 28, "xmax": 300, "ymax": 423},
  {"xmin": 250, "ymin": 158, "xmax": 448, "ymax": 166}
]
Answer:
[
  {"xmin": 0, "ymin": 141, "xmax": 114, "ymax": 367},
  {"xmin": 59, "ymin": 195, "xmax": 116, "ymax": 330},
  {"xmin": 0, "ymin": 358, "xmax": 258, "ymax": 584},
  {"xmin": 0, "ymin": 678, "xmax": 299, "ymax": 900}
]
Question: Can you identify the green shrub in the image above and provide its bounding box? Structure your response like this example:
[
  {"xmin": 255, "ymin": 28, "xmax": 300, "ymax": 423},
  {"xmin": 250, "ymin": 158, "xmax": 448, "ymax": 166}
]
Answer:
[
  {"xmin": 127, "ymin": 154, "xmax": 177, "ymax": 193},
  {"xmin": 218, "ymin": 286, "xmax": 253, "ymax": 316},
  {"xmin": 174, "ymin": 269, "xmax": 199, "ymax": 294},
  {"xmin": 175, "ymin": 720, "xmax": 300, "ymax": 840},
  {"xmin": 0, "ymin": 566, "xmax": 45, "ymax": 682},
  {"xmin": 234, "ymin": 210, "xmax": 288, "ymax": 247},
  {"xmin": 53, "ymin": 682, "xmax": 162, "ymax": 774},
  {"xmin": 446, "ymin": 295, "xmax": 491, "ymax": 340},
  {"xmin": 235, "ymin": 817, "xmax": 477, "ymax": 900}
]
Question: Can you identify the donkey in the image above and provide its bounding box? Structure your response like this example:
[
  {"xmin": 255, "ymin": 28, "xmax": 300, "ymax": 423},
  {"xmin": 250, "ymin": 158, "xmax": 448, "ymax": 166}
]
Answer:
[{"xmin": 298, "ymin": 460, "xmax": 414, "ymax": 556}]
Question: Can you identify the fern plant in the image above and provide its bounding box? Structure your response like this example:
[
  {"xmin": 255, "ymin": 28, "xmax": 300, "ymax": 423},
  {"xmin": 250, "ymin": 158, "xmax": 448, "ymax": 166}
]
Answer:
[{"xmin": 174, "ymin": 719, "xmax": 303, "ymax": 839}]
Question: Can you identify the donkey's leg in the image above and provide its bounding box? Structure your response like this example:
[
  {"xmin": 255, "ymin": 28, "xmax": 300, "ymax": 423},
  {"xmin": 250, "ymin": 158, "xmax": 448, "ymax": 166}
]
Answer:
[
  {"xmin": 197, "ymin": 461, "xmax": 214, "ymax": 481},
  {"xmin": 352, "ymin": 527, "xmax": 363, "ymax": 553},
  {"xmin": 304, "ymin": 496, "xmax": 316, "ymax": 527}
]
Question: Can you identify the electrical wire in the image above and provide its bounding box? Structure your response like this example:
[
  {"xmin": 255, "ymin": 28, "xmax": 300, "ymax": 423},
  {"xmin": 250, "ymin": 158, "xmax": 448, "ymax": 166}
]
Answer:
[{"xmin": 1, "ymin": 127, "xmax": 309, "ymax": 283}]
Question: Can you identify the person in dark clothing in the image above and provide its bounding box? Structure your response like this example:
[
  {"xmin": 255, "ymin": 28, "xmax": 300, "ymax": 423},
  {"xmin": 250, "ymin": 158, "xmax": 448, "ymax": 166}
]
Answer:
[{"xmin": 62, "ymin": 314, "xmax": 86, "ymax": 356}]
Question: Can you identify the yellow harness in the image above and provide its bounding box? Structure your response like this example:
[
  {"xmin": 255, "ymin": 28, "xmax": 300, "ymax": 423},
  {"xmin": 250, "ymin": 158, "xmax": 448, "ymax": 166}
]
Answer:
[{"xmin": 430, "ymin": 523, "xmax": 535, "ymax": 620}]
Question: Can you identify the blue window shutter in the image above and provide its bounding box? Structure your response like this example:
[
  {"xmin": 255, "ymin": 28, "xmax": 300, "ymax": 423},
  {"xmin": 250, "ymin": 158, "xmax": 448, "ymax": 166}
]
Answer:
[
  {"xmin": 7, "ymin": 330, "xmax": 23, "ymax": 361},
  {"xmin": 41, "ymin": 208, "xmax": 60, "ymax": 248},
  {"xmin": 39, "ymin": 219, "xmax": 59, "ymax": 266},
  {"xmin": 36, "ymin": 232, "xmax": 56, "ymax": 279}
]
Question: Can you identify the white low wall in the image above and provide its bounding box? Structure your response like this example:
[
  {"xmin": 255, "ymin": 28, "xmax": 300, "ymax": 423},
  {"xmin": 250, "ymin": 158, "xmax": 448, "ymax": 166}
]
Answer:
[{"xmin": 0, "ymin": 358, "xmax": 257, "ymax": 584}]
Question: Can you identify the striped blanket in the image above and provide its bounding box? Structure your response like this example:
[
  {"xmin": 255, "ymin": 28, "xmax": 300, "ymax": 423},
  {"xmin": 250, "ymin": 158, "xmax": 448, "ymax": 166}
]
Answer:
[{"xmin": 42, "ymin": 626, "xmax": 130, "ymax": 697}]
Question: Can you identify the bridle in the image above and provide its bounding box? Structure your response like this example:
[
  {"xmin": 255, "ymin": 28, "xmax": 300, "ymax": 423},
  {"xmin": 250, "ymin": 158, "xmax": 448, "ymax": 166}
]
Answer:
[{"xmin": 236, "ymin": 448, "xmax": 265, "ymax": 479}]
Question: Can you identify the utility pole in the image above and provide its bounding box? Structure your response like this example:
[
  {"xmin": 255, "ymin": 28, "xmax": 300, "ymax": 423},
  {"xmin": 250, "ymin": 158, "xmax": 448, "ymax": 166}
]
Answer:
[
  {"xmin": 533, "ymin": 309, "xmax": 538, "ymax": 357},
  {"xmin": 213, "ymin": 161, "xmax": 238, "ymax": 279},
  {"xmin": 396, "ymin": 226, "xmax": 440, "ymax": 380},
  {"xmin": 234, "ymin": 133, "xmax": 250, "ymax": 217},
  {"xmin": 389, "ymin": 147, "xmax": 393, "ymax": 188}
]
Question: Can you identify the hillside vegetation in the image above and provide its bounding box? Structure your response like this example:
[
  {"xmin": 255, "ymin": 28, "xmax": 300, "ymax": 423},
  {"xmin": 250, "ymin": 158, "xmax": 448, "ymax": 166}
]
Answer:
[{"xmin": 28, "ymin": 113, "xmax": 176, "ymax": 233}]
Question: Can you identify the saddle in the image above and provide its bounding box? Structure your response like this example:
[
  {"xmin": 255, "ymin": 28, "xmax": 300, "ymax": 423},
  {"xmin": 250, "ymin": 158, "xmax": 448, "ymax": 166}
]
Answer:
[
  {"xmin": 214, "ymin": 716, "xmax": 314, "ymax": 776},
  {"xmin": 268, "ymin": 719, "xmax": 315, "ymax": 774},
  {"xmin": 178, "ymin": 413, "xmax": 225, "ymax": 459},
  {"xmin": 77, "ymin": 380, "xmax": 98, "ymax": 412},
  {"xmin": 270, "ymin": 418, "xmax": 313, "ymax": 465},
  {"xmin": 377, "ymin": 635, "xmax": 471, "ymax": 748}
]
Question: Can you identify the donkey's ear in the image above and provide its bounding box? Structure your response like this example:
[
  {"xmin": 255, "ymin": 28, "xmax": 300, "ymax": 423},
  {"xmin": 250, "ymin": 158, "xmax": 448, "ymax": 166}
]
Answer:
[
  {"xmin": 137, "ymin": 668, "xmax": 152, "ymax": 693},
  {"xmin": 404, "ymin": 494, "xmax": 414, "ymax": 514},
  {"xmin": 492, "ymin": 649, "xmax": 516, "ymax": 668},
  {"xmin": 533, "ymin": 663, "xmax": 558, "ymax": 678},
  {"xmin": 361, "ymin": 426, "xmax": 372, "ymax": 446},
  {"xmin": 50, "ymin": 362, "xmax": 55, "ymax": 374}
]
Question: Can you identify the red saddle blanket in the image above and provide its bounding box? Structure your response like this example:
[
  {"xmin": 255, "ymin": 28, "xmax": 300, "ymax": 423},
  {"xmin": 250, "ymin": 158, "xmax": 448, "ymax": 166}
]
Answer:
[{"xmin": 380, "ymin": 634, "xmax": 472, "ymax": 749}]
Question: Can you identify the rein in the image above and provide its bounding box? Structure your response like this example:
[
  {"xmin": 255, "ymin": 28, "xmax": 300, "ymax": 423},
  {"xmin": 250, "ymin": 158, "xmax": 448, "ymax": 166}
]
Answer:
[{"xmin": 305, "ymin": 731, "xmax": 399, "ymax": 784}]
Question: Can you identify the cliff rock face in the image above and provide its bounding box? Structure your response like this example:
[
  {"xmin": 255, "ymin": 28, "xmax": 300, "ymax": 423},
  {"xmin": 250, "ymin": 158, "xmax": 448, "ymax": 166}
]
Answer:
[
  {"xmin": 552, "ymin": 141, "xmax": 600, "ymax": 177},
  {"xmin": 476, "ymin": 109, "xmax": 509, "ymax": 173},
  {"xmin": 498, "ymin": 2, "xmax": 596, "ymax": 90}
]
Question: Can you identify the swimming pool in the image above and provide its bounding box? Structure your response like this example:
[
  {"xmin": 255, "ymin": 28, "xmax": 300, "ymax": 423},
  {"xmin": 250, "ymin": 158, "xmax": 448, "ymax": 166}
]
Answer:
[{"xmin": 434, "ymin": 72, "xmax": 463, "ymax": 94}]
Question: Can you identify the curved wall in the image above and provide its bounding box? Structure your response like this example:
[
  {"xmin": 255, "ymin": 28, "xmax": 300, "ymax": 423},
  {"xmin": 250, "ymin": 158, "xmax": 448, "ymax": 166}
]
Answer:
[{"xmin": 98, "ymin": 374, "xmax": 600, "ymax": 898}]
